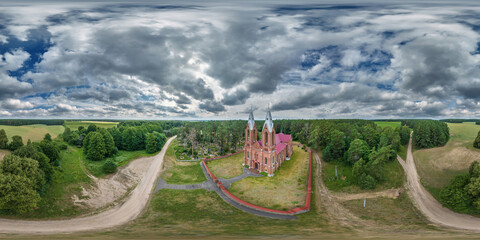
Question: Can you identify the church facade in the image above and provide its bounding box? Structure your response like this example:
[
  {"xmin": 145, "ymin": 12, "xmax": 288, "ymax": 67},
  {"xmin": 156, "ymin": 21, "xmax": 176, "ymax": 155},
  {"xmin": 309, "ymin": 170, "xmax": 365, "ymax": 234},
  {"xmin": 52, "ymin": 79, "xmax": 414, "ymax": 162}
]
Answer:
[{"xmin": 243, "ymin": 111, "xmax": 293, "ymax": 177}]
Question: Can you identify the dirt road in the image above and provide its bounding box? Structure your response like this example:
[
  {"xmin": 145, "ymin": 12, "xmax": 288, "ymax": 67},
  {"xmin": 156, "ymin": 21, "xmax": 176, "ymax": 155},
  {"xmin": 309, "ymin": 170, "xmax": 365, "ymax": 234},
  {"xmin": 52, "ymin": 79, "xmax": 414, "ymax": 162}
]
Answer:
[
  {"xmin": 398, "ymin": 133, "xmax": 480, "ymax": 232},
  {"xmin": 0, "ymin": 136, "xmax": 176, "ymax": 234}
]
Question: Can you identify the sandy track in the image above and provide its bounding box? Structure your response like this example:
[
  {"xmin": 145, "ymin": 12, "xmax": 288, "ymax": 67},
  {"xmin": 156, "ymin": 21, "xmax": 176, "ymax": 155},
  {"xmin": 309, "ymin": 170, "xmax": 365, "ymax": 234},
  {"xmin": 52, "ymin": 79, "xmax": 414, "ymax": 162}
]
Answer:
[
  {"xmin": 332, "ymin": 188, "xmax": 402, "ymax": 201},
  {"xmin": 0, "ymin": 136, "xmax": 176, "ymax": 234},
  {"xmin": 398, "ymin": 133, "xmax": 480, "ymax": 232}
]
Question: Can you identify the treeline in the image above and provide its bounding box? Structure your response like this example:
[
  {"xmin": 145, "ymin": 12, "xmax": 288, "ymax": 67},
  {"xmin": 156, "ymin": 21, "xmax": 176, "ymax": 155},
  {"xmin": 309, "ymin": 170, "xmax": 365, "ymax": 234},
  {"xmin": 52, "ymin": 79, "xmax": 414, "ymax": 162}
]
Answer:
[
  {"xmin": 0, "ymin": 134, "xmax": 63, "ymax": 213},
  {"xmin": 178, "ymin": 121, "xmax": 245, "ymax": 156},
  {"xmin": 402, "ymin": 120, "xmax": 449, "ymax": 149},
  {"xmin": 440, "ymin": 161, "xmax": 480, "ymax": 213},
  {"xmin": 0, "ymin": 119, "xmax": 64, "ymax": 126},
  {"xmin": 441, "ymin": 119, "xmax": 479, "ymax": 123},
  {"xmin": 62, "ymin": 121, "xmax": 170, "ymax": 173}
]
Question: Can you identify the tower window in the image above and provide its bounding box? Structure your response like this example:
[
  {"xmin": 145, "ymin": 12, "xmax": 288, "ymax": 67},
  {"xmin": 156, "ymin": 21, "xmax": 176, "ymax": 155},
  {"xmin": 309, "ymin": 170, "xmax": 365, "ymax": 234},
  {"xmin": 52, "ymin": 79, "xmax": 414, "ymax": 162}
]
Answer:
[{"xmin": 265, "ymin": 157, "xmax": 267, "ymax": 164}]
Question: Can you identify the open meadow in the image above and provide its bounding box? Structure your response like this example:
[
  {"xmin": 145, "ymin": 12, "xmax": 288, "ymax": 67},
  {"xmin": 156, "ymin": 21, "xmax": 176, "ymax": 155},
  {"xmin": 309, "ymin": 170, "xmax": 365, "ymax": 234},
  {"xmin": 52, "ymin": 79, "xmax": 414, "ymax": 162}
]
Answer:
[
  {"xmin": 414, "ymin": 122, "xmax": 480, "ymax": 190},
  {"xmin": 64, "ymin": 121, "xmax": 118, "ymax": 130},
  {"xmin": 228, "ymin": 145, "xmax": 310, "ymax": 210},
  {"xmin": 374, "ymin": 121, "xmax": 402, "ymax": 129},
  {"xmin": 0, "ymin": 124, "xmax": 64, "ymax": 143}
]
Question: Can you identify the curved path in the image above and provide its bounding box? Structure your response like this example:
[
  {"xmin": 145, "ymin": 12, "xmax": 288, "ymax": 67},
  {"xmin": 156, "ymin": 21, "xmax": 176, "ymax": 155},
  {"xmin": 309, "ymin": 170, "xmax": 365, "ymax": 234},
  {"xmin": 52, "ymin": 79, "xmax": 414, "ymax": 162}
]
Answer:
[
  {"xmin": 0, "ymin": 136, "xmax": 176, "ymax": 234},
  {"xmin": 398, "ymin": 133, "xmax": 480, "ymax": 232}
]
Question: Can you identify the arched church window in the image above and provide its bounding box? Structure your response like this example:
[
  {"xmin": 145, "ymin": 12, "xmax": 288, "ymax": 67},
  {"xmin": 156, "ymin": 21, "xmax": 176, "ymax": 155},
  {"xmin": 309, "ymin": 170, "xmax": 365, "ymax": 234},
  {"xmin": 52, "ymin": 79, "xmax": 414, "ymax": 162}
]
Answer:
[{"xmin": 265, "ymin": 157, "xmax": 267, "ymax": 164}]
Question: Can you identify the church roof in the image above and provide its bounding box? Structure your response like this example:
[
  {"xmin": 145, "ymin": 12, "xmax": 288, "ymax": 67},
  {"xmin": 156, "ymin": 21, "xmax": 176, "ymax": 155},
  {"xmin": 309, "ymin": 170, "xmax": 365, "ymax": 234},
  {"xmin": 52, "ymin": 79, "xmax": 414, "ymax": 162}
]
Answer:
[
  {"xmin": 275, "ymin": 133, "xmax": 291, "ymax": 145},
  {"xmin": 276, "ymin": 143, "xmax": 286, "ymax": 153},
  {"xmin": 263, "ymin": 111, "xmax": 274, "ymax": 132},
  {"xmin": 248, "ymin": 111, "xmax": 255, "ymax": 130}
]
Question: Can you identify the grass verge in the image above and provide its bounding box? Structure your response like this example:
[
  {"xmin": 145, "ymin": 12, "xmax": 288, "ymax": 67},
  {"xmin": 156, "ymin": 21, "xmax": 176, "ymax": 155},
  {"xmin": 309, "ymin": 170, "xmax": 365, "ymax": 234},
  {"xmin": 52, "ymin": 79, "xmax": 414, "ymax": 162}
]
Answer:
[
  {"xmin": 160, "ymin": 139, "xmax": 206, "ymax": 184},
  {"xmin": 206, "ymin": 152, "xmax": 244, "ymax": 179},
  {"xmin": 228, "ymin": 145, "xmax": 309, "ymax": 210}
]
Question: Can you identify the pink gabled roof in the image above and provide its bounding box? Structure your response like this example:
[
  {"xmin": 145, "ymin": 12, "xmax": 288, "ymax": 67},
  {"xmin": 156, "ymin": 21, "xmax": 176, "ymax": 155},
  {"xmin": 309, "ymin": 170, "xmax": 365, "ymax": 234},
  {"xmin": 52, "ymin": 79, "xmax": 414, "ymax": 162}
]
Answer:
[
  {"xmin": 275, "ymin": 133, "xmax": 291, "ymax": 144},
  {"xmin": 276, "ymin": 143, "xmax": 286, "ymax": 153},
  {"xmin": 256, "ymin": 141, "xmax": 262, "ymax": 147}
]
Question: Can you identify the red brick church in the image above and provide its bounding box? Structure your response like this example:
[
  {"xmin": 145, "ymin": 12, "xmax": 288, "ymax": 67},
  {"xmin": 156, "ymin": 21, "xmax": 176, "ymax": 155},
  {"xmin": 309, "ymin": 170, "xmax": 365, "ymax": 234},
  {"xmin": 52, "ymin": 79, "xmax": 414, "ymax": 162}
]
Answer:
[{"xmin": 243, "ymin": 111, "xmax": 293, "ymax": 177}]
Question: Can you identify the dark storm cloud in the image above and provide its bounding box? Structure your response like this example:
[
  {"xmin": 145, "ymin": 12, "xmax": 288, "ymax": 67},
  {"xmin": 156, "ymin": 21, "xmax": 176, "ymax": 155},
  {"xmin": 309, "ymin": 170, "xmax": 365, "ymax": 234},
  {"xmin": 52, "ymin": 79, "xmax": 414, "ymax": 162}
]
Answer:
[
  {"xmin": 221, "ymin": 89, "xmax": 249, "ymax": 106},
  {"xmin": 2, "ymin": 1, "xmax": 480, "ymax": 118},
  {"xmin": 199, "ymin": 100, "xmax": 226, "ymax": 113}
]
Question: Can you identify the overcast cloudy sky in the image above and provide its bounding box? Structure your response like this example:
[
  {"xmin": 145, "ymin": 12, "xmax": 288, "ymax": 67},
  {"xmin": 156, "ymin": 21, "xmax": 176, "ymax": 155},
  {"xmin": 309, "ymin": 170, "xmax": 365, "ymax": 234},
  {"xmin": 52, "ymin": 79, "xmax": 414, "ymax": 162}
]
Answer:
[{"xmin": 0, "ymin": 1, "xmax": 480, "ymax": 119}]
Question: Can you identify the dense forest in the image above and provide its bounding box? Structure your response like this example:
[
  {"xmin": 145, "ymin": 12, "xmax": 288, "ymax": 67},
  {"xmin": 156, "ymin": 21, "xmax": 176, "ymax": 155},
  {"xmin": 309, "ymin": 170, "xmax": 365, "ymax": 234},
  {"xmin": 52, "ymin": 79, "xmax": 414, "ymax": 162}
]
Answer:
[{"xmin": 402, "ymin": 120, "xmax": 449, "ymax": 149}]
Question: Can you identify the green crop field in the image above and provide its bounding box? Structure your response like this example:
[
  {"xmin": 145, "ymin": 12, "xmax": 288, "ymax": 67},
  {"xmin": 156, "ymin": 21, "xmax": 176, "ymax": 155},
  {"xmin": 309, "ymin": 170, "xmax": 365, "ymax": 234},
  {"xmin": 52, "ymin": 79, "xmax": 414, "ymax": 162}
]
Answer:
[
  {"xmin": 64, "ymin": 121, "xmax": 119, "ymax": 130},
  {"xmin": 414, "ymin": 122, "xmax": 480, "ymax": 190},
  {"xmin": 0, "ymin": 124, "xmax": 65, "ymax": 143},
  {"xmin": 374, "ymin": 121, "xmax": 402, "ymax": 129}
]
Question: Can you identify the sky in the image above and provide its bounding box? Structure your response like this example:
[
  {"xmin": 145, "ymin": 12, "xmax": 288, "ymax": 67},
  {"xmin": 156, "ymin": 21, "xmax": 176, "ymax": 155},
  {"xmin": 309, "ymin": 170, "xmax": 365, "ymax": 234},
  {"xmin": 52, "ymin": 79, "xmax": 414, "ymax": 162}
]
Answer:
[{"xmin": 0, "ymin": 1, "xmax": 480, "ymax": 120}]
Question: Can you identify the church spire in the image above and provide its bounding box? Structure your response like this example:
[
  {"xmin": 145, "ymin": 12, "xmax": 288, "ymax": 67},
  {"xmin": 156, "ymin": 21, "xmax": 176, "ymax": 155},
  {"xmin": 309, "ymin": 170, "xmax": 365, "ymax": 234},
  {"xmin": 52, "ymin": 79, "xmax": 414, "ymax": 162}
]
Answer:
[
  {"xmin": 263, "ymin": 110, "xmax": 274, "ymax": 132},
  {"xmin": 248, "ymin": 111, "xmax": 255, "ymax": 130}
]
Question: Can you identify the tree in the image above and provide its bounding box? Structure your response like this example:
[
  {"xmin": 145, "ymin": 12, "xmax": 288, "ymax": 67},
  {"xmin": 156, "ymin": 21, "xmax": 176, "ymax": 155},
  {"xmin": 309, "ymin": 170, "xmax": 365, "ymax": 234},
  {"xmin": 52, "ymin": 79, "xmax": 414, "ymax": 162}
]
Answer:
[
  {"xmin": 8, "ymin": 135, "xmax": 23, "ymax": 151},
  {"xmin": 152, "ymin": 131, "xmax": 167, "ymax": 151},
  {"xmin": 98, "ymin": 128, "xmax": 115, "ymax": 157},
  {"xmin": 0, "ymin": 174, "xmax": 41, "ymax": 213},
  {"xmin": 39, "ymin": 140, "xmax": 60, "ymax": 166},
  {"xmin": 398, "ymin": 125, "xmax": 411, "ymax": 145},
  {"xmin": 86, "ymin": 132, "xmax": 106, "ymax": 161},
  {"xmin": 0, "ymin": 154, "xmax": 45, "ymax": 191},
  {"xmin": 352, "ymin": 158, "xmax": 367, "ymax": 179},
  {"xmin": 145, "ymin": 133, "xmax": 158, "ymax": 154},
  {"xmin": 13, "ymin": 144, "xmax": 53, "ymax": 183},
  {"xmin": 345, "ymin": 139, "xmax": 370, "ymax": 164},
  {"xmin": 439, "ymin": 174, "xmax": 473, "ymax": 212},
  {"xmin": 327, "ymin": 130, "xmax": 345, "ymax": 160},
  {"xmin": 87, "ymin": 124, "xmax": 97, "ymax": 134},
  {"xmin": 43, "ymin": 133, "xmax": 52, "ymax": 141},
  {"xmin": 474, "ymin": 130, "xmax": 480, "ymax": 149},
  {"xmin": 0, "ymin": 129, "xmax": 7, "ymax": 149}
]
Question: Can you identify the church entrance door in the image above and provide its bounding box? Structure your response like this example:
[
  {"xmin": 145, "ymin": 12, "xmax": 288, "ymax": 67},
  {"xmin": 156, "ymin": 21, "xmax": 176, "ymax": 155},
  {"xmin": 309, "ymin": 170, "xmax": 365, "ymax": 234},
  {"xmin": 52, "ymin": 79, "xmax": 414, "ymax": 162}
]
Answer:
[{"xmin": 255, "ymin": 162, "xmax": 259, "ymax": 170}]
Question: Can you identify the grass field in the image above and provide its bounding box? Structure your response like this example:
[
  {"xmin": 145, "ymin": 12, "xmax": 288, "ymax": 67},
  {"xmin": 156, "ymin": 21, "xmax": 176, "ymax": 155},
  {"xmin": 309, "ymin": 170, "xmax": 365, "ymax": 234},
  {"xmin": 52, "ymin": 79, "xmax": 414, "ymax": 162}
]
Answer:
[
  {"xmin": 0, "ymin": 147, "xmax": 92, "ymax": 219},
  {"xmin": 374, "ymin": 121, "xmax": 402, "ymax": 129},
  {"xmin": 0, "ymin": 124, "xmax": 65, "ymax": 143},
  {"xmin": 160, "ymin": 139, "xmax": 206, "ymax": 184},
  {"xmin": 83, "ymin": 149, "xmax": 158, "ymax": 178},
  {"xmin": 341, "ymin": 194, "xmax": 429, "ymax": 229},
  {"xmin": 64, "ymin": 121, "xmax": 118, "ymax": 130},
  {"xmin": 228, "ymin": 145, "xmax": 309, "ymax": 210},
  {"xmin": 206, "ymin": 152, "xmax": 244, "ymax": 179},
  {"xmin": 414, "ymin": 122, "xmax": 480, "ymax": 189},
  {"xmin": 322, "ymin": 158, "xmax": 405, "ymax": 193}
]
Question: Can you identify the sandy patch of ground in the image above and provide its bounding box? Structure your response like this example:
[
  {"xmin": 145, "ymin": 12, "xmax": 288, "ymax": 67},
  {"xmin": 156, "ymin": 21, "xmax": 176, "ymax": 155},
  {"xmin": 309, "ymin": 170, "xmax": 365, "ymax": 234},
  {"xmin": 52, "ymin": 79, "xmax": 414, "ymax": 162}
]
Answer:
[
  {"xmin": 332, "ymin": 188, "xmax": 402, "ymax": 201},
  {"xmin": 73, "ymin": 155, "xmax": 155, "ymax": 209},
  {"xmin": 0, "ymin": 150, "xmax": 9, "ymax": 162}
]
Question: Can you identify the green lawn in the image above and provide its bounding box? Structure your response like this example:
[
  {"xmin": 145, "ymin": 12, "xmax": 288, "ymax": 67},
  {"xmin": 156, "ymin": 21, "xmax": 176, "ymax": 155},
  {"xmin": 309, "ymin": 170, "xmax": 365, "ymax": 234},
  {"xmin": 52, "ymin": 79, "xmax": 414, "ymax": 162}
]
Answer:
[
  {"xmin": 322, "ymin": 159, "xmax": 405, "ymax": 193},
  {"xmin": 0, "ymin": 147, "xmax": 92, "ymax": 219},
  {"xmin": 160, "ymin": 139, "xmax": 206, "ymax": 184},
  {"xmin": 64, "ymin": 121, "xmax": 118, "ymax": 130},
  {"xmin": 122, "ymin": 187, "xmax": 329, "ymax": 237},
  {"xmin": 228, "ymin": 145, "xmax": 310, "ymax": 210},
  {"xmin": 341, "ymin": 194, "xmax": 429, "ymax": 229},
  {"xmin": 374, "ymin": 121, "xmax": 402, "ymax": 129},
  {"xmin": 0, "ymin": 124, "xmax": 65, "ymax": 143},
  {"xmin": 83, "ymin": 149, "xmax": 158, "ymax": 178},
  {"xmin": 414, "ymin": 122, "xmax": 480, "ymax": 189},
  {"xmin": 206, "ymin": 152, "xmax": 244, "ymax": 179}
]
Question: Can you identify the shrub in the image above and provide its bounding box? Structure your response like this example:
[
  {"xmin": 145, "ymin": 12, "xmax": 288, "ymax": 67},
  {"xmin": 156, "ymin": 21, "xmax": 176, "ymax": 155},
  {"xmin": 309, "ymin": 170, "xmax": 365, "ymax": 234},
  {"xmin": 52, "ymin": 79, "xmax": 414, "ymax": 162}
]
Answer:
[
  {"xmin": 103, "ymin": 160, "xmax": 118, "ymax": 174},
  {"xmin": 358, "ymin": 173, "xmax": 376, "ymax": 189}
]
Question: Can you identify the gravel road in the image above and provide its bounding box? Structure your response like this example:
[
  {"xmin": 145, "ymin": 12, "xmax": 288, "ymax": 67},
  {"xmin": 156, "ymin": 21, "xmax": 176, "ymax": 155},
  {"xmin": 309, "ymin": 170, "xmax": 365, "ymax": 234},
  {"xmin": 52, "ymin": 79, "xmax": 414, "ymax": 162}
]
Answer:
[
  {"xmin": 398, "ymin": 133, "xmax": 480, "ymax": 232},
  {"xmin": 0, "ymin": 136, "xmax": 176, "ymax": 234}
]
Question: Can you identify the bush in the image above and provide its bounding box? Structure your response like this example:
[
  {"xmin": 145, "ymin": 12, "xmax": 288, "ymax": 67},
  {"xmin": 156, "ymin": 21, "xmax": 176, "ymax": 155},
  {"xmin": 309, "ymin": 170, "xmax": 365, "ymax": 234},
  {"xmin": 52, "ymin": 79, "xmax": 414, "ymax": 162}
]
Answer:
[
  {"xmin": 103, "ymin": 160, "xmax": 118, "ymax": 174},
  {"xmin": 358, "ymin": 173, "xmax": 376, "ymax": 189},
  {"xmin": 439, "ymin": 174, "xmax": 472, "ymax": 212}
]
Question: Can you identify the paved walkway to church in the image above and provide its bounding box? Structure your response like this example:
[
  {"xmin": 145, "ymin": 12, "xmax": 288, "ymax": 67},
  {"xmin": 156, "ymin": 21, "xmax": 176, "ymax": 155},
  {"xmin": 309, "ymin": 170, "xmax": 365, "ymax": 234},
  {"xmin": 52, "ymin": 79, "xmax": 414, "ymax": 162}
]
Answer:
[{"xmin": 155, "ymin": 162, "xmax": 297, "ymax": 219}]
